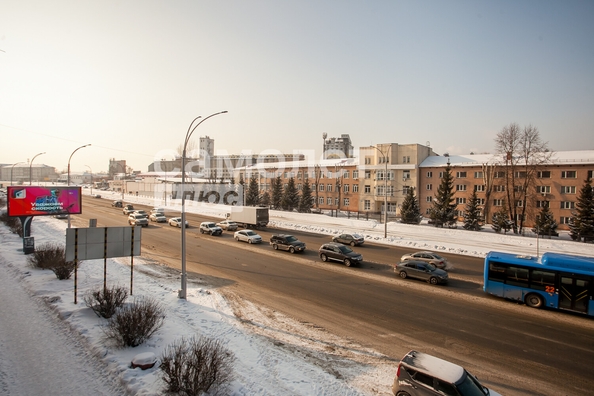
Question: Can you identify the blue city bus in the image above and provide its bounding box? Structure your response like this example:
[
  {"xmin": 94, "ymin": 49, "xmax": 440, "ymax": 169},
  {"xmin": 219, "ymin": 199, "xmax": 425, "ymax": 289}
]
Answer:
[{"xmin": 483, "ymin": 251, "xmax": 594, "ymax": 316}]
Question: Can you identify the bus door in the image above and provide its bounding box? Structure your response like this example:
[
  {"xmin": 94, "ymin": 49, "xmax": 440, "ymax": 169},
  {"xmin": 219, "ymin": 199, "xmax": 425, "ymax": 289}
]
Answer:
[{"xmin": 558, "ymin": 275, "xmax": 590, "ymax": 313}]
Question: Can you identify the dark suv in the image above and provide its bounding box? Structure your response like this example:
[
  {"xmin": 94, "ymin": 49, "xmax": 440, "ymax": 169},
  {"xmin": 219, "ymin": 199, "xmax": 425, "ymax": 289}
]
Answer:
[
  {"xmin": 318, "ymin": 242, "xmax": 363, "ymax": 267},
  {"xmin": 392, "ymin": 350, "xmax": 502, "ymax": 396},
  {"xmin": 270, "ymin": 234, "xmax": 306, "ymax": 254}
]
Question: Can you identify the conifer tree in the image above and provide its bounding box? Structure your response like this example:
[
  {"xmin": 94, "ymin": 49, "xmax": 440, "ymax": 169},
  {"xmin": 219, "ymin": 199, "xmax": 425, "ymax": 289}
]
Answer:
[
  {"xmin": 569, "ymin": 176, "xmax": 594, "ymax": 242},
  {"xmin": 428, "ymin": 162, "xmax": 457, "ymax": 228},
  {"xmin": 271, "ymin": 176, "xmax": 283, "ymax": 210},
  {"xmin": 400, "ymin": 187, "xmax": 422, "ymax": 224},
  {"xmin": 238, "ymin": 174, "xmax": 246, "ymax": 206},
  {"xmin": 298, "ymin": 178, "xmax": 314, "ymax": 213},
  {"xmin": 261, "ymin": 191, "xmax": 271, "ymax": 207},
  {"xmin": 532, "ymin": 204, "xmax": 558, "ymax": 238},
  {"xmin": 491, "ymin": 207, "xmax": 512, "ymax": 234},
  {"xmin": 462, "ymin": 190, "xmax": 483, "ymax": 231},
  {"xmin": 281, "ymin": 177, "xmax": 299, "ymax": 211},
  {"xmin": 245, "ymin": 173, "xmax": 260, "ymax": 206}
]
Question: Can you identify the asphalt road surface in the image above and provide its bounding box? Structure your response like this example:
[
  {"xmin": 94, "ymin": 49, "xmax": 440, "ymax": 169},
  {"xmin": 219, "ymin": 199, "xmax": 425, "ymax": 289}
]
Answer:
[{"xmin": 72, "ymin": 197, "xmax": 594, "ymax": 396}]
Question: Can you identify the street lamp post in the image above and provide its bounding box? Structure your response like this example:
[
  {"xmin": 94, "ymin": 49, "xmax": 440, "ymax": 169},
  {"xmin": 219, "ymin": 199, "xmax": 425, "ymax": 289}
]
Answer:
[
  {"xmin": 372, "ymin": 145, "xmax": 389, "ymax": 238},
  {"xmin": 10, "ymin": 162, "xmax": 25, "ymax": 185},
  {"xmin": 67, "ymin": 144, "xmax": 91, "ymax": 228},
  {"xmin": 85, "ymin": 165, "xmax": 93, "ymax": 195},
  {"xmin": 180, "ymin": 111, "xmax": 227, "ymax": 299},
  {"xmin": 29, "ymin": 152, "xmax": 46, "ymax": 185}
]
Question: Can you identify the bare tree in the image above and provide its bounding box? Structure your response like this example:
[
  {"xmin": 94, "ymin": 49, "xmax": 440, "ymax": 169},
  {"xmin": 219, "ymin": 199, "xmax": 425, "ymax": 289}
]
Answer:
[
  {"xmin": 495, "ymin": 123, "xmax": 551, "ymax": 233},
  {"xmin": 481, "ymin": 162, "xmax": 496, "ymax": 224}
]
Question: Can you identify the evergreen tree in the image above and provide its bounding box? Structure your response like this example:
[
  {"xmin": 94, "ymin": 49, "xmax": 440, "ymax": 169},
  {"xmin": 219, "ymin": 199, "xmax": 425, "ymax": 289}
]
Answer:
[
  {"xmin": 271, "ymin": 176, "xmax": 283, "ymax": 210},
  {"xmin": 246, "ymin": 173, "xmax": 260, "ymax": 206},
  {"xmin": 569, "ymin": 176, "xmax": 594, "ymax": 242},
  {"xmin": 428, "ymin": 162, "xmax": 457, "ymax": 228},
  {"xmin": 462, "ymin": 190, "xmax": 483, "ymax": 231},
  {"xmin": 238, "ymin": 174, "xmax": 246, "ymax": 206},
  {"xmin": 532, "ymin": 204, "xmax": 558, "ymax": 238},
  {"xmin": 298, "ymin": 178, "xmax": 314, "ymax": 213},
  {"xmin": 400, "ymin": 187, "xmax": 422, "ymax": 224},
  {"xmin": 281, "ymin": 177, "xmax": 299, "ymax": 212},
  {"xmin": 491, "ymin": 207, "xmax": 512, "ymax": 234},
  {"xmin": 261, "ymin": 191, "xmax": 271, "ymax": 207}
]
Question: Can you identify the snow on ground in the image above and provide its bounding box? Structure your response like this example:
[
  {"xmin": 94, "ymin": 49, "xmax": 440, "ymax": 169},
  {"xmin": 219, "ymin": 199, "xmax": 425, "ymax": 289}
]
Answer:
[{"xmin": 1, "ymin": 191, "xmax": 593, "ymax": 395}]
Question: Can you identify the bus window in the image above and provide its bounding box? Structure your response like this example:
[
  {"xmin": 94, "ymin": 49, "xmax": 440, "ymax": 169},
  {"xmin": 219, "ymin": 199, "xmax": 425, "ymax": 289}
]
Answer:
[
  {"xmin": 505, "ymin": 266, "xmax": 529, "ymax": 287},
  {"xmin": 530, "ymin": 270, "xmax": 556, "ymax": 291}
]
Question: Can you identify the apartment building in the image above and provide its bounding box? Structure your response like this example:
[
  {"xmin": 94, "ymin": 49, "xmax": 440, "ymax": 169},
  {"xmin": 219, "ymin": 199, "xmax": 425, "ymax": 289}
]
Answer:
[{"xmin": 419, "ymin": 151, "xmax": 594, "ymax": 231}]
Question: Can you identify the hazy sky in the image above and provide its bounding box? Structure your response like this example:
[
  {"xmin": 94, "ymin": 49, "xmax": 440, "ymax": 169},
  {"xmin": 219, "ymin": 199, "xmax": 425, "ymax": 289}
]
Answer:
[{"xmin": 1, "ymin": 0, "xmax": 593, "ymax": 174}]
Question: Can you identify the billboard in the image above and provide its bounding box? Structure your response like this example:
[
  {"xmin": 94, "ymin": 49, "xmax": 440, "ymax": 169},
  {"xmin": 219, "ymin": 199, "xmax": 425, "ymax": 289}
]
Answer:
[{"xmin": 7, "ymin": 186, "xmax": 82, "ymax": 217}]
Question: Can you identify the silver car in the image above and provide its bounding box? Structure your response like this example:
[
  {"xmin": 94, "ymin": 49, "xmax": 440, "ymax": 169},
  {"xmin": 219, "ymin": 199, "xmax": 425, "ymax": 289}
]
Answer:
[
  {"xmin": 400, "ymin": 251, "xmax": 451, "ymax": 270},
  {"xmin": 394, "ymin": 260, "xmax": 448, "ymax": 285},
  {"xmin": 234, "ymin": 229, "xmax": 262, "ymax": 244},
  {"xmin": 217, "ymin": 220, "xmax": 239, "ymax": 231}
]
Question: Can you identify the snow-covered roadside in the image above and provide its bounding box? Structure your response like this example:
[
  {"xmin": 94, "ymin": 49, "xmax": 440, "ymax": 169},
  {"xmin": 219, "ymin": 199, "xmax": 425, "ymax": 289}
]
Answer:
[{"xmin": 0, "ymin": 216, "xmax": 397, "ymax": 395}]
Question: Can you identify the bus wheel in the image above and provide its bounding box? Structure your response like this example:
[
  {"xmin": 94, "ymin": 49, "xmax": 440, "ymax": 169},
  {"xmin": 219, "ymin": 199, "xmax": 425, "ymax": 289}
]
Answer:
[{"xmin": 525, "ymin": 293, "xmax": 544, "ymax": 309}]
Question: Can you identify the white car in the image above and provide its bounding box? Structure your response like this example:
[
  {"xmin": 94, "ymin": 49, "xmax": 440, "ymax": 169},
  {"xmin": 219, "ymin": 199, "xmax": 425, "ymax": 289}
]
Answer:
[
  {"xmin": 216, "ymin": 220, "xmax": 238, "ymax": 231},
  {"xmin": 234, "ymin": 229, "xmax": 262, "ymax": 244},
  {"xmin": 150, "ymin": 208, "xmax": 165, "ymax": 215},
  {"xmin": 168, "ymin": 217, "xmax": 188, "ymax": 228},
  {"xmin": 149, "ymin": 213, "xmax": 167, "ymax": 223},
  {"xmin": 200, "ymin": 222, "xmax": 223, "ymax": 236}
]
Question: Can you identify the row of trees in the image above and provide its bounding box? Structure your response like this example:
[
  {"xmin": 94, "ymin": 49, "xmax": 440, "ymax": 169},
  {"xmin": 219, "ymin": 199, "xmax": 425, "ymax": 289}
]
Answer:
[{"xmin": 240, "ymin": 174, "xmax": 315, "ymax": 213}]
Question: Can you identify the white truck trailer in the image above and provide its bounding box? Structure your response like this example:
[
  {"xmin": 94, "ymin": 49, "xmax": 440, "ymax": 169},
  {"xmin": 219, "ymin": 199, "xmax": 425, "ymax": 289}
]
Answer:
[{"xmin": 226, "ymin": 206, "xmax": 269, "ymax": 228}]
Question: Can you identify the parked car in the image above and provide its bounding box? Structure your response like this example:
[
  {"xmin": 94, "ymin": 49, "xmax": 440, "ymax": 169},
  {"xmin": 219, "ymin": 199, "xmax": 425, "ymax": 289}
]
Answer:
[
  {"xmin": 318, "ymin": 242, "xmax": 363, "ymax": 267},
  {"xmin": 168, "ymin": 217, "xmax": 188, "ymax": 228},
  {"xmin": 128, "ymin": 213, "xmax": 149, "ymax": 227},
  {"xmin": 149, "ymin": 212, "xmax": 167, "ymax": 223},
  {"xmin": 133, "ymin": 210, "xmax": 149, "ymax": 218},
  {"xmin": 234, "ymin": 229, "xmax": 262, "ymax": 244},
  {"xmin": 332, "ymin": 233, "xmax": 365, "ymax": 246},
  {"xmin": 270, "ymin": 234, "xmax": 306, "ymax": 254},
  {"xmin": 216, "ymin": 220, "xmax": 238, "ymax": 231},
  {"xmin": 401, "ymin": 251, "xmax": 451, "ymax": 270},
  {"xmin": 123, "ymin": 204, "xmax": 135, "ymax": 215},
  {"xmin": 392, "ymin": 350, "xmax": 502, "ymax": 396},
  {"xmin": 112, "ymin": 200, "xmax": 123, "ymax": 208},
  {"xmin": 394, "ymin": 260, "xmax": 448, "ymax": 285},
  {"xmin": 200, "ymin": 222, "xmax": 223, "ymax": 236}
]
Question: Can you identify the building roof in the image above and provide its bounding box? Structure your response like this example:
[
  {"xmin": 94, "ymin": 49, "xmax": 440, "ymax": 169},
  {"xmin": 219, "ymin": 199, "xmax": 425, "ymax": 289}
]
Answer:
[
  {"xmin": 419, "ymin": 150, "xmax": 594, "ymax": 168},
  {"xmin": 237, "ymin": 157, "xmax": 359, "ymax": 171}
]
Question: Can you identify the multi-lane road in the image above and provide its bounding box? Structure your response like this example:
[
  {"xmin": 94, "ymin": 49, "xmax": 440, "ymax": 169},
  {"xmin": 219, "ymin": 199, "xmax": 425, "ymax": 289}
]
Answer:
[{"xmin": 73, "ymin": 196, "xmax": 594, "ymax": 395}]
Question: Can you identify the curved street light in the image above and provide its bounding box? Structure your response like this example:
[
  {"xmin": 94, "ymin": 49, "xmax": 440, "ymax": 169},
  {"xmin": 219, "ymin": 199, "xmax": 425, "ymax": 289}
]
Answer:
[
  {"xmin": 29, "ymin": 152, "xmax": 46, "ymax": 185},
  {"xmin": 180, "ymin": 111, "xmax": 228, "ymax": 299},
  {"xmin": 10, "ymin": 162, "xmax": 25, "ymax": 185},
  {"xmin": 67, "ymin": 144, "xmax": 91, "ymax": 228},
  {"xmin": 372, "ymin": 145, "xmax": 390, "ymax": 238}
]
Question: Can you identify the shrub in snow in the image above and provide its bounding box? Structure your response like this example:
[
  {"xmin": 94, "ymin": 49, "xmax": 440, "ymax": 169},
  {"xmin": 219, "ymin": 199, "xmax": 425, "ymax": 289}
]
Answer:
[
  {"xmin": 26, "ymin": 242, "xmax": 76, "ymax": 280},
  {"xmin": 103, "ymin": 296, "xmax": 165, "ymax": 348},
  {"xmin": 83, "ymin": 285, "xmax": 129, "ymax": 319},
  {"xmin": 160, "ymin": 335, "xmax": 235, "ymax": 396},
  {"xmin": 0, "ymin": 210, "xmax": 23, "ymax": 236}
]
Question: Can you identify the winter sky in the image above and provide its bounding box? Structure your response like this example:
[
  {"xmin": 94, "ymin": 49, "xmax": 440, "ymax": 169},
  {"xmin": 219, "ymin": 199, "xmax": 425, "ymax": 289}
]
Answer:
[{"xmin": 1, "ymin": 1, "xmax": 593, "ymax": 173}]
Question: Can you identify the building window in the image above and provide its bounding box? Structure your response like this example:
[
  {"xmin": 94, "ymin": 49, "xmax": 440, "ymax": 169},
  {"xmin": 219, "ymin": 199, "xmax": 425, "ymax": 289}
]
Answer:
[
  {"xmin": 514, "ymin": 171, "xmax": 527, "ymax": 178},
  {"xmin": 537, "ymin": 171, "xmax": 551, "ymax": 178},
  {"xmin": 474, "ymin": 171, "xmax": 483, "ymax": 179},
  {"xmin": 456, "ymin": 171, "xmax": 467, "ymax": 178},
  {"xmin": 297, "ymin": 172, "xmax": 302, "ymax": 179},
  {"xmin": 402, "ymin": 156, "xmax": 410, "ymax": 163},
  {"xmin": 515, "ymin": 200, "xmax": 524, "ymax": 207},
  {"xmin": 327, "ymin": 197, "xmax": 332, "ymax": 205},
  {"xmin": 335, "ymin": 197, "xmax": 339, "ymax": 206},
  {"xmin": 426, "ymin": 196, "xmax": 433, "ymax": 202},
  {"xmin": 478, "ymin": 198, "xmax": 485, "ymax": 205},
  {"xmin": 474, "ymin": 184, "xmax": 485, "ymax": 192},
  {"xmin": 343, "ymin": 198, "xmax": 350, "ymax": 206},
  {"xmin": 456, "ymin": 185, "xmax": 467, "ymax": 191},
  {"xmin": 427, "ymin": 171, "xmax": 433, "ymax": 178},
  {"xmin": 560, "ymin": 216, "xmax": 572, "ymax": 224},
  {"xmin": 364, "ymin": 185, "xmax": 371, "ymax": 193},
  {"xmin": 589, "ymin": 170, "xmax": 593, "ymax": 179},
  {"xmin": 561, "ymin": 170, "xmax": 577, "ymax": 178},
  {"xmin": 365, "ymin": 170, "xmax": 371, "ymax": 179},
  {"xmin": 403, "ymin": 186, "xmax": 410, "ymax": 195},
  {"xmin": 561, "ymin": 201, "xmax": 575, "ymax": 209},
  {"xmin": 456, "ymin": 197, "xmax": 467, "ymax": 205},
  {"xmin": 514, "ymin": 185, "xmax": 524, "ymax": 193},
  {"xmin": 536, "ymin": 185, "xmax": 551, "ymax": 194},
  {"xmin": 536, "ymin": 201, "xmax": 550, "ymax": 208},
  {"xmin": 319, "ymin": 197, "xmax": 324, "ymax": 204},
  {"xmin": 319, "ymin": 184, "xmax": 325, "ymax": 192},
  {"xmin": 493, "ymin": 199, "xmax": 504, "ymax": 206},
  {"xmin": 494, "ymin": 171, "xmax": 505, "ymax": 178},
  {"xmin": 365, "ymin": 157, "xmax": 371, "ymax": 165},
  {"xmin": 343, "ymin": 184, "xmax": 349, "ymax": 193},
  {"xmin": 426, "ymin": 184, "xmax": 432, "ymax": 190},
  {"xmin": 561, "ymin": 186, "xmax": 576, "ymax": 194},
  {"xmin": 439, "ymin": 172, "xmax": 444, "ymax": 178},
  {"xmin": 353, "ymin": 184, "xmax": 359, "ymax": 192},
  {"xmin": 297, "ymin": 184, "xmax": 302, "ymax": 190},
  {"xmin": 494, "ymin": 185, "xmax": 505, "ymax": 192},
  {"xmin": 364, "ymin": 200, "xmax": 371, "ymax": 210},
  {"xmin": 343, "ymin": 170, "xmax": 350, "ymax": 179},
  {"xmin": 353, "ymin": 170, "xmax": 359, "ymax": 179},
  {"xmin": 327, "ymin": 184, "xmax": 333, "ymax": 192}
]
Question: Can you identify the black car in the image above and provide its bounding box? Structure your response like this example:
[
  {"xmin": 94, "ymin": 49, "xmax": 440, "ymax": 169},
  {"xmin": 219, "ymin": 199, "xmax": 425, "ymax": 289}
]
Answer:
[
  {"xmin": 318, "ymin": 242, "xmax": 363, "ymax": 267},
  {"xmin": 270, "ymin": 234, "xmax": 306, "ymax": 254}
]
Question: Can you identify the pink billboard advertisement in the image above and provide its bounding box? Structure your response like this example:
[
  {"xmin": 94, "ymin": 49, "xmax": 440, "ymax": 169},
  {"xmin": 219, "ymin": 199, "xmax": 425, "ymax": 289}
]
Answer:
[{"xmin": 7, "ymin": 186, "xmax": 82, "ymax": 217}]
